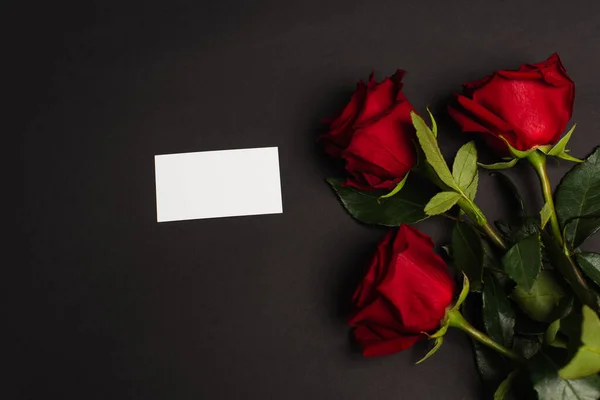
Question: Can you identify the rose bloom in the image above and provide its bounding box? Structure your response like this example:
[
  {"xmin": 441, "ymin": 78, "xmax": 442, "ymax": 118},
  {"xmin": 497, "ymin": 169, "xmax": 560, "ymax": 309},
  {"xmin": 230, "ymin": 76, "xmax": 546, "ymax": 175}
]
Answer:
[
  {"xmin": 349, "ymin": 224, "xmax": 455, "ymax": 357},
  {"xmin": 448, "ymin": 53, "xmax": 575, "ymax": 154},
  {"xmin": 321, "ymin": 70, "xmax": 416, "ymax": 191}
]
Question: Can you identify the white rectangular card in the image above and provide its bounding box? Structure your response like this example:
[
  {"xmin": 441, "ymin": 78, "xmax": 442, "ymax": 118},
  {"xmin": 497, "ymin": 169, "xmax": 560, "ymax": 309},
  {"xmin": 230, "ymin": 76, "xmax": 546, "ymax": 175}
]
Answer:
[{"xmin": 154, "ymin": 147, "xmax": 283, "ymax": 222}]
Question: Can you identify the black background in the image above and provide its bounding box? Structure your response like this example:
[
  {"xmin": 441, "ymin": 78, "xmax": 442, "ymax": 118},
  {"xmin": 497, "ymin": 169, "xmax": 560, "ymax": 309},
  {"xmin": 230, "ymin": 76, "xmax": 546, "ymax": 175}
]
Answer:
[{"xmin": 9, "ymin": 0, "xmax": 600, "ymax": 399}]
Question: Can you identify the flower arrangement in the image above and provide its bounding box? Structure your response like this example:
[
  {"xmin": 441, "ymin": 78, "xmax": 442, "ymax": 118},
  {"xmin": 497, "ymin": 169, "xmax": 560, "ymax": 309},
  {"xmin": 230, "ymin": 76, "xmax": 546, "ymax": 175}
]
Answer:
[{"xmin": 320, "ymin": 53, "xmax": 600, "ymax": 399}]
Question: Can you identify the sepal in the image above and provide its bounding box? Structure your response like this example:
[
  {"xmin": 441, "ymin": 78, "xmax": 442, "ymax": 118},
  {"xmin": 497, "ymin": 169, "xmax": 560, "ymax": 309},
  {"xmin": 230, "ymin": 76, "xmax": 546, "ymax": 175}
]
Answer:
[
  {"xmin": 416, "ymin": 337, "xmax": 444, "ymax": 364},
  {"xmin": 378, "ymin": 172, "xmax": 410, "ymax": 202},
  {"xmin": 478, "ymin": 158, "xmax": 518, "ymax": 170},
  {"xmin": 499, "ymin": 136, "xmax": 534, "ymax": 159}
]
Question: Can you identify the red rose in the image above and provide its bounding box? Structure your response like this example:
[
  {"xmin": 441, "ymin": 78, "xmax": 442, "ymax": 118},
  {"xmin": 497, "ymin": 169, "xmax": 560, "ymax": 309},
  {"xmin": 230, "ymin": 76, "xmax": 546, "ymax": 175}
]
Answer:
[
  {"xmin": 349, "ymin": 225, "xmax": 455, "ymax": 357},
  {"xmin": 448, "ymin": 53, "xmax": 575, "ymax": 154},
  {"xmin": 321, "ymin": 71, "xmax": 416, "ymax": 191}
]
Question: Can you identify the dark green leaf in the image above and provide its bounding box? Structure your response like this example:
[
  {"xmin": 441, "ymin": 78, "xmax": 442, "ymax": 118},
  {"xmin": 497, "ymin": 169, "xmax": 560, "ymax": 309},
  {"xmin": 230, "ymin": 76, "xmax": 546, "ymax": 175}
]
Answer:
[
  {"xmin": 326, "ymin": 178, "xmax": 433, "ymax": 226},
  {"xmin": 502, "ymin": 234, "xmax": 542, "ymax": 291},
  {"xmin": 473, "ymin": 340, "xmax": 510, "ymax": 390},
  {"xmin": 541, "ymin": 231, "xmax": 600, "ymax": 312},
  {"xmin": 491, "ymin": 172, "xmax": 527, "ymax": 217},
  {"xmin": 548, "ymin": 296, "xmax": 575, "ymax": 322},
  {"xmin": 530, "ymin": 350, "xmax": 600, "ymax": 400},
  {"xmin": 513, "ymin": 336, "xmax": 542, "ymax": 360},
  {"xmin": 556, "ymin": 146, "xmax": 600, "ymax": 248},
  {"xmin": 411, "ymin": 111, "xmax": 460, "ymax": 191},
  {"xmin": 511, "ymin": 271, "xmax": 566, "ymax": 322},
  {"xmin": 424, "ymin": 191, "xmax": 461, "ymax": 215},
  {"xmin": 496, "ymin": 216, "xmax": 540, "ymax": 244},
  {"xmin": 453, "ymin": 221, "xmax": 484, "ymax": 292},
  {"xmin": 514, "ymin": 308, "xmax": 548, "ymax": 336},
  {"xmin": 452, "ymin": 141, "xmax": 478, "ymax": 191},
  {"xmin": 576, "ymin": 253, "xmax": 600, "ymax": 288},
  {"xmin": 483, "ymin": 272, "xmax": 516, "ymax": 347}
]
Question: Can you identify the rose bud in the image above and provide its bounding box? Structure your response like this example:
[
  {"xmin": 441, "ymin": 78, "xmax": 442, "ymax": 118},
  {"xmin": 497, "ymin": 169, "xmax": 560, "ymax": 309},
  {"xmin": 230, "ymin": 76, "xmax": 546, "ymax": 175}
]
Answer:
[
  {"xmin": 349, "ymin": 224, "xmax": 455, "ymax": 357},
  {"xmin": 448, "ymin": 53, "xmax": 575, "ymax": 155},
  {"xmin": 321, "ymin": 70, "xmax": 416, "ymax": 191}
]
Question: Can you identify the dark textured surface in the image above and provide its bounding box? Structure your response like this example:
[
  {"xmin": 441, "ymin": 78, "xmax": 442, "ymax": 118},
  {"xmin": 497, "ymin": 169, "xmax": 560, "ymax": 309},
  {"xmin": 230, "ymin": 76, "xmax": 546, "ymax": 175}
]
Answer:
[{"xmin": 9, "ymin": 0, "xmax": 600, "ymax": 398}]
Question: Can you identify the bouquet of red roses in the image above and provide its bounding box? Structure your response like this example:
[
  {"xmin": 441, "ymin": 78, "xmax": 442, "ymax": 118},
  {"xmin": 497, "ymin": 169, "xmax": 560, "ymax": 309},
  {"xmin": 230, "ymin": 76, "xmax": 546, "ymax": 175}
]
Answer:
[{"xmin": 320, "ymin": 54, "xmax": 600, "ymax": 399}]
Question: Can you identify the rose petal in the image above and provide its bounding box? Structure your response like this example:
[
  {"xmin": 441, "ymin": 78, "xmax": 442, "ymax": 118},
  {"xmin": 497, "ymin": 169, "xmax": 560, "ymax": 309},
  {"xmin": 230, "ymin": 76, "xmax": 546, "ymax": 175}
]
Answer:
[
  {"xmin": 353, "ymin": 324, "xmax": 420, "ymax": 357},
  {"xmin": 343, "ymin": 101, "xmax": 415, "ymax": 182},
  {"xmin": 352, "ymin": 231, "xmax": 395, "ymax": 306},
  {"xmin": 376, "ymin": 229, "xmax": 454, "ymax": 332}
]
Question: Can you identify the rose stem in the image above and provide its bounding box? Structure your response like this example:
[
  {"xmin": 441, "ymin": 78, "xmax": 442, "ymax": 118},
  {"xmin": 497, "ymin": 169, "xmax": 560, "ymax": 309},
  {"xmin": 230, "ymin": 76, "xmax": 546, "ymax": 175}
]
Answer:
[
  {"xmin": 526, "ymin": 151, "xmax": 596, "ymax": 309},
  {"xmin": 525, "ymin": 150, "xmax": 563, "ymax": 246},
  {"xmin": 418, "ymin": 169, "xmax": 508, "ymax": 251},
  {"xmin": 479, "ymin": 219, "xmax": 508, "ymax": 251},
  {"xmin": 457, "ymin": 198, "xmax": 508, "ymax": 251},
  {"xmin": 447, "ymin": 309, "xmax": 523, "ymax": 363}
]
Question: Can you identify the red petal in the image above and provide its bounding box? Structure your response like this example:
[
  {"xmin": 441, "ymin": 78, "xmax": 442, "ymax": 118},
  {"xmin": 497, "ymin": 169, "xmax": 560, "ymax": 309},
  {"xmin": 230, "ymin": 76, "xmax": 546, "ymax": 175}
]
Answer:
[
  {"xmin": 344, "ymin": 101, "xmax": 416, "ymax": 177},
  {"xmin": 376, "ymin": 229, "xmax": 454, "ymax": 332},
  {"xmin": 353, "ymin": 325, "xmax": 420, "ymax": 357},
  {"xmin": 352, "ymin": 230, "xmax": 395, "ymax": 307},
  {"xmin": 320, "ymin": 82, "xmax": 367, "ymax": 157},
  {"xmin": 356, "ymin": 76, "xmax": 397, "ymax": 124}
]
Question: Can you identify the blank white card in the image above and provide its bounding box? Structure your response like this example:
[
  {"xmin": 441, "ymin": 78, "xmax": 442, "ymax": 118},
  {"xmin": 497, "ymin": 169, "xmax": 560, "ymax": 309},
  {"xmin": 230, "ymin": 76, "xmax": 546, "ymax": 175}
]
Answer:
[{"xmin": 154, "ymin": 147, "xmax": 283, "ymax": 222}]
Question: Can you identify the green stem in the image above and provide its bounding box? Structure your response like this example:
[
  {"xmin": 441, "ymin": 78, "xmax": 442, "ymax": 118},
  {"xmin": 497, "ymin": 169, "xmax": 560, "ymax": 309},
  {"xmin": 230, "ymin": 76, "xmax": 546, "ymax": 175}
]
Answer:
[
  {"xmin": 417, "ymin": 167, "xmax": 508, "ymax": 251},
  {"xmin": 526, "ymin": 151, "xmax": 563, "ymax": 246},
  {"xmin": 447, "ymin": 309, "xmax": 523, "ymax": 363},
  {"xmin": 480, "ymin": 218, "xmax": 508, "ymax": 251},
  {"xmin": 527, "ymin": 151, "xmax": 596, "ymax": 309},
  {"xmin": 457, "ymin": 198, "xmax": 508, "ymax": 251}
]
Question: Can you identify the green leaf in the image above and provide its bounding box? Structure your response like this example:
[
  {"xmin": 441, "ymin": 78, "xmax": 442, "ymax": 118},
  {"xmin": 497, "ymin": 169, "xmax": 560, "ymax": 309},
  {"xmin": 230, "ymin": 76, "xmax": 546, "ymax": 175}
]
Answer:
[
  {"xmin": 491, "ymin": 172, "xmax": 527, "ymax": 217},
  {"xmin": 502, "ymin": 234, "xmax": 542, "ymax": 291},
  {"xmin": 452, "ymin": 221, "xmax": 484, "ymax": 292},
  {"xmin": 377, "ymin": 172, "xmax": 410, "ymax": 201},
  {"xmin": 576, "ymin": 253, "xmax": 600, "ymax": 288},
  {"xmin": 541, "ymin": 202, "xmax": 553, "ymax": 229},
  {"xmin": 452, "ymin": 141, "xmax": 478, "ymax": 191},
  {"xmin": 426, "ymin": 107, "xmax": 437, "ymax": 138},
  {"xmin": 541, "ymin": 231, "xmax": 600, "ymax": 313},
  {"xmin": 546, "ymin": 320, "xmax": 562, "ymax": 346},
  {"xmin": 511, "ymin": 271, "xmax": 566, "ymax": 322},
  {"xmin": 478, "ymin": 158, "xmax": 519, "ymax": 170},
  {"xmin": 464, "ymin": 169, "xmax": 479, "ymax": 201},
  {"xmin": 515, "ymin": 308, "xmax": 547, "ymax": 335},
  {"xmin": 493, "ymin": 370, "xmax": 518, "ymax": 400},
  {"xmin": 556, "ymin": 147, "xmax": 600, "ymax": 248},
  {"xmin": 530, "ymin": 349, "xmax": 600, "ymax": 400},
  {"xmin": 496, "ymin": 216, "xmax": 540, "ymax": 244},
  {"xmin": 411, "ymin": 111, "xmax": 460, "ymax": 191},
  {"xmin": 513, "ymin": 336, "xmax": 542, "ymax": 359},
  {"xmin": 473, "ymin": 340, "xmax": 510, "ymax": 392},
  {"xmin": 548, "ymin": 124, "xmax": 577, "ymax": 156},
  {"xmin": 326, "ymin": 178, "xmax": 433, "ymax": 226},
  {"xmin": 483, "ymin": 272, "xmax": 516, "ymax": 348},
  {"xmin": 416, "ymin": 337, "xmax": 443, "ymax": 364},
  {"xmin": 559, "ymin": 305, "xmax": 600, "ymax": 380},
  {"xmin": 424, "ymin": 191, "xmax": 462, "ymax": 216}
]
